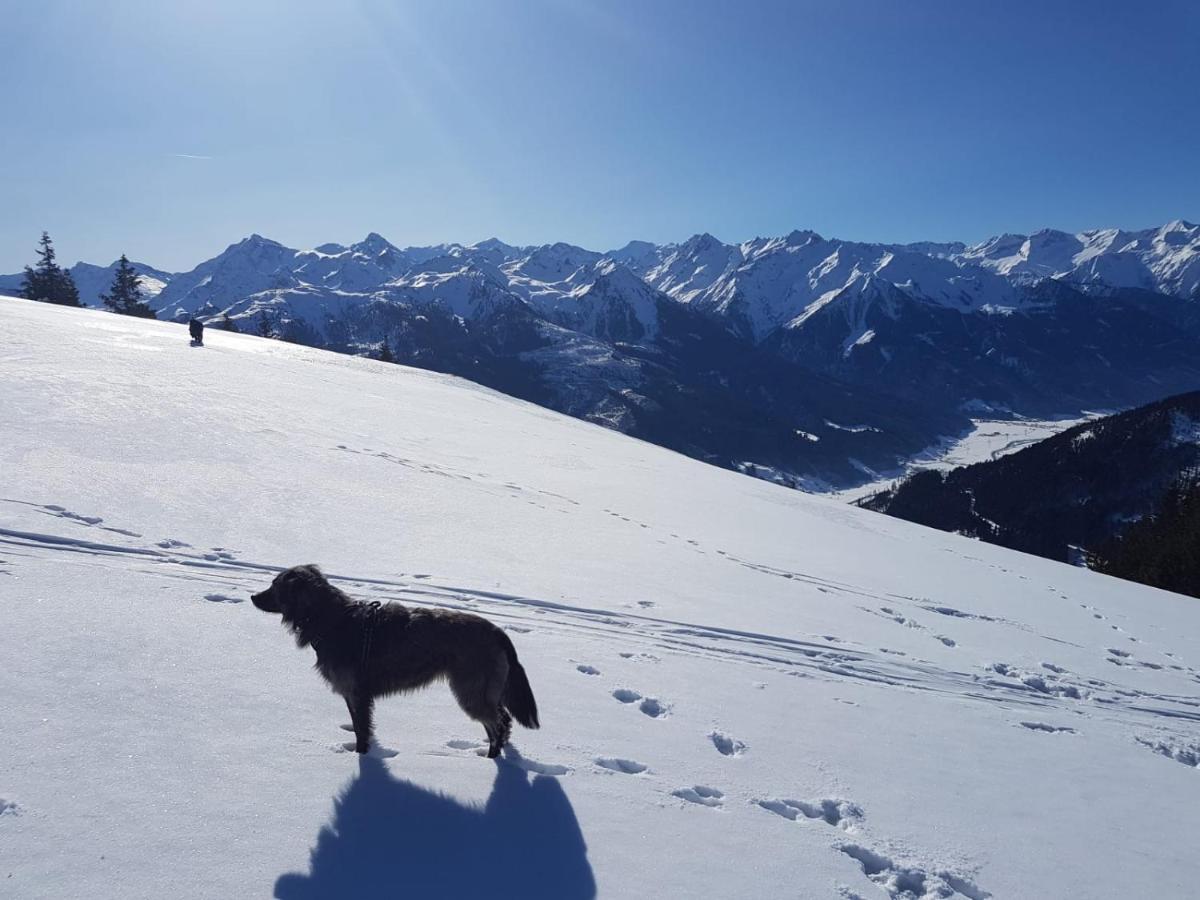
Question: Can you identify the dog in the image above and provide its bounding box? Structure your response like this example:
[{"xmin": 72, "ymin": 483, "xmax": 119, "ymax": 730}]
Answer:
[{"xmin": 251, "ymin": 564, "xmax": 539, "ymax": 757}]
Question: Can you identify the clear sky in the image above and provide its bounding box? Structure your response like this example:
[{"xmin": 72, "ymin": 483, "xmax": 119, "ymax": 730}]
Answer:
[{"xmin": 2, "ymin": 0, "xmax": 1197, "ymax": 272}]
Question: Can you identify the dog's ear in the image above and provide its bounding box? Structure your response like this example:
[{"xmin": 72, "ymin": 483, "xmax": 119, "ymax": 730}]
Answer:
[{"xmin": 297, "ymin": 564, "xmax": 324, "ymax": 583}]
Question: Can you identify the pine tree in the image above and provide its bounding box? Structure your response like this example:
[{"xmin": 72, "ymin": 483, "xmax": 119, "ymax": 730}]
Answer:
[
  {"xmin": 21, "ymin": 232, "xmax": 81, "ymax": 306},
  {"xmin": 374, "ymin": 340, "xmax": 396, "ymax": 363},
  {"xmin": 221, "ymin": 313, "xmax": 239, "ymax": 332},
  {"xmin": 99, "ymin": 255, "xmax": 155, "ymax": 318},
  {"xmin": 255, "ymin": 310, "xmax": 274, "ymax": 338}
]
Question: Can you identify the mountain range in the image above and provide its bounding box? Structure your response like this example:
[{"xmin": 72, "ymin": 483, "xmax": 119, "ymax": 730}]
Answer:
[{"xmin": 4, "ymin": 220, "xmax": 1199, "ymax": 489}]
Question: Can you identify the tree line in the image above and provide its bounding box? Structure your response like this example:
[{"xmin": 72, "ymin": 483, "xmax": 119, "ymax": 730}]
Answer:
[
  {"xmin": 14, "ymin": 232, "xmax": 355, "ymax": 347},
  {"xmin": 1091, "ymin": 469, "xmax": 1200, "ymax": 598},
  {"xmin": 19, "ymin": 231, "xmax": 154, "ymax": 317}
]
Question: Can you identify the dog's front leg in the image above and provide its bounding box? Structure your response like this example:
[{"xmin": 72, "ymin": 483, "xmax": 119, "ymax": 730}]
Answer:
[{"xmin": 345, "ymin": 692, "xmax": 375, "ymax": 754}]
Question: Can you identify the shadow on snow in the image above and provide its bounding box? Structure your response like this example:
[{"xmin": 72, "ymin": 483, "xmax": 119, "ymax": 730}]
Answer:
[{"xmin": 275, "ymin": 751, "xmax": 596, "ymax": 899}]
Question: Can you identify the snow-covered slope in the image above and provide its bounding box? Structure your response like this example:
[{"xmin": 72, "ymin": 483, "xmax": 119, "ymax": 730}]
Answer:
[{"xmin": 3, "ymin": 296, "xmax": 1200, "ymax": 899}]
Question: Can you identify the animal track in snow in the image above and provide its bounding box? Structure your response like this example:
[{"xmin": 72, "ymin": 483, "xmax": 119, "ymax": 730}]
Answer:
[
  {"xmin": 839, "ymin": 844, "xmax": 990, "ymax": 900},
  {"xmin": 576, "ymin": 665, "xmax": 601, "ymax": 675},
  {"xmin": 758, "ymin": 797, "xmax": 863, "ymax": 831},
  {"xmin": 618, "ymin": 652, "xmax": 659, "ymax": 662},
  {"xmin": 610, "ymin": 687, "xmax": 668, "ymax": 717},
  {"xmin": 986, "ymin": 663, "xmax": 1083, "ymax": 700},
  {"xmin": 41, "ymin": 504, "xmax": 101, "ymax": 525},
  {"xmin": 595, "ymin": 757, "xmax": 647, "ymax": 775},
  {"xmin": 30, "ymin": 503, "xmax": 142, "ymax": 536},
  {"xmin": 446, "ymin": 739, "xmax": 483, "ymax": 750},
  {"xmin": 0, "ymin": 798, "xmax": 19, "ymax": 816},
  {"xmin": 1019, "ymin": 722, "xmax": 1077, "ymax": 734},
  {"xmin": 1135, "ymin": 737, "xmax": 1200, "ymax": 768},
  {"xmin": 709, "ymin": 731, "xmax": 747, "ymax": 756},
  {"xmin": 203, "ymin": 593, "xmax": 244, "ymax": 604},
  {"xmin": 334, "ymin": 742, "xmax": 399, "ymax": 759},
  {"xmin": 673, "ymin": 786, "xmax": 723, "ymax": 807},
  {"xmin": 870, "ymin": 606, "xmax": 960, "ymax": 650},
  {"xmin": 919, "ymin": 604, "xmax": 998, "ymax": 623},
  {"xmin": 638, "ymin": 697, "xmax": 669, "ymax": 718}
]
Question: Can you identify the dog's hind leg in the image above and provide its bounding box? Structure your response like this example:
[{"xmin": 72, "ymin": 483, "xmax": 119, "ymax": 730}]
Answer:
[
  {"xmin": 450, "ymin": 656, "xmax": 510, "ymax": 758},
  {"xmin": 345, "ymin": 692, "xmax": 375, "ymax": 754}
]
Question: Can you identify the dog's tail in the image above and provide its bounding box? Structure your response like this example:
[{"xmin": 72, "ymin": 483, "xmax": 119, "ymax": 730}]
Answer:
[{"xmin": 500, "ymin": 632, "xmax": 540, "ymax": 729}]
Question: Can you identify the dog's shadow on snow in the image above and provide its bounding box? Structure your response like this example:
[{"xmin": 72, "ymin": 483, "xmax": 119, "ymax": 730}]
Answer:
[{"xmin": 275, "ymin": 751, "xmax": 596, "ymax": 899}]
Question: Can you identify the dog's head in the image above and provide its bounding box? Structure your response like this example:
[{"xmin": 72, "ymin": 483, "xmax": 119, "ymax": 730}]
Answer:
[{"xmin": 251, "ymin": 564, "xmax": 328, "ymax": 618}]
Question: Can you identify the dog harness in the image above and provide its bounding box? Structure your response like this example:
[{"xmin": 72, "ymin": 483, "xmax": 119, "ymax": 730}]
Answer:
[{"xmin": 360, "ymin": 600, "xmax": 382, "ymax": 672}]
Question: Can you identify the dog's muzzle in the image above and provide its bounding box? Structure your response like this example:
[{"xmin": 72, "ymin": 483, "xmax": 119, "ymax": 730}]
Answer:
[{"xmin": 251, "ymin": 590, "xmax": 280, "ymax": 612}]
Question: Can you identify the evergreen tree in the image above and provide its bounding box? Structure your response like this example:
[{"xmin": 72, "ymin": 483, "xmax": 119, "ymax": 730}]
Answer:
[
  {"xmin": 1092, "ymin": 470, "xmax": 1200, "ymax": 598},
  {"xmin": 21, "ymin": 232, "xmax": 81, "ymax": 306},
  {"xmin": 255, "ymin": 310, "xmax": 274, "ymax": 338},
  {"xmin": 221, "ymin": 313, "xmax": 239, "ymax": 332},
  {"xmin": 374, "ymin": 340, "xmax": 396, "ymax": 363},
  {"xmin": 99, "ymin": 255, "xmax": 155, "ymax": 318}
]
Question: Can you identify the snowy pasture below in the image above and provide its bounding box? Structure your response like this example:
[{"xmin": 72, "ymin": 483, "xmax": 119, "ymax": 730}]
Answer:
[{"xmin": 1, "ymin": 297, "xmax": 1198, "ymax": 899}]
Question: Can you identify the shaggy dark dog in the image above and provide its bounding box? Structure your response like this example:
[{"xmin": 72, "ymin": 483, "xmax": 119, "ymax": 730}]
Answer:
[{"xmin": 252, "ymin": 564, "xmax": 539, "ymax": 757}]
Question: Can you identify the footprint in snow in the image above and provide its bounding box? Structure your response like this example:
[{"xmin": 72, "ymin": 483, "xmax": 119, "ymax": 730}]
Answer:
[
  {"xmin": 638, "ymin": 697, "xmax": 669, "ymax": 718},
  {"xmin": 333, "ymin": 742, "xmax": 399, "ymax": 759},
  {"xmin": 612, "ymin": 688, "xmax": 642, "ymax": 703},
  {"xmin": 576, "ymin": 665, "xmax": 601, "ymax": 676},
  {"xmin": 839, "ymin": 844, "xmax": 990, "ymax": 900},
  {"xmin": 1135, "ymin": 737, "xmax": 1200, "ymax": 768},
  {"xmin": 1019, "ymin": 722, "xmax": 1077, "ymax": 734},
  {"xmin": 673, "ymin": 786, "xmax": 723, "ymax": 808},
  {"xmin": 203, "ymin": 593, "xmax": 244, "ymax": 604},
  {"xmin": 757, "ymin": 797, "xmax": 863, "ymax": 831},
  {"xmin": 595, "ymin": 757, "xmax": 647, "ymax": 775},
  {"xmin": 709, "ymin": 731, "xmax": 747, "ymax": 757},
  {"xmin": 0, "ymin": 798, "xmax": 19, "ymax": 816}
]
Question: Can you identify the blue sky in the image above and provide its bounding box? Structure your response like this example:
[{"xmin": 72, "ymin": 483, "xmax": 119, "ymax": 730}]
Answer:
[{"xmin": 2, "ymin": 0, "xmax": 1197, "ymax": 272}]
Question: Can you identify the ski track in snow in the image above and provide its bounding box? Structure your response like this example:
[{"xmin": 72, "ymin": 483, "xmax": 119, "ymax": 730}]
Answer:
[
  {"xmin": 2, "ymin": 506, "xmax": 1198, "ymax": 739},
  {"xmin": 1, "ymin": 495, "xmax": 1197, "ymax": 898}
]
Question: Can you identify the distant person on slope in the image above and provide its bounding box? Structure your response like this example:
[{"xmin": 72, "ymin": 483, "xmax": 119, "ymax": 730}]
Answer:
[{"xmin": 189, "ymin": 317, "xmax": 204, "ymax": 346}]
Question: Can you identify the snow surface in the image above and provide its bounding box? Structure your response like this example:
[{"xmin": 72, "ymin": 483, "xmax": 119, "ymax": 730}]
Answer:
[{"xmin": 3, "ymin": 297, "xmax": 1200, "ymax": 899}]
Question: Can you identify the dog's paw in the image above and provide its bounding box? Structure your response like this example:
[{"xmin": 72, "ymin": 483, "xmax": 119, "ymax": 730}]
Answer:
[{"xmin": 333, "ymin": 741, "xmax": 399, "ymax": 759}]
